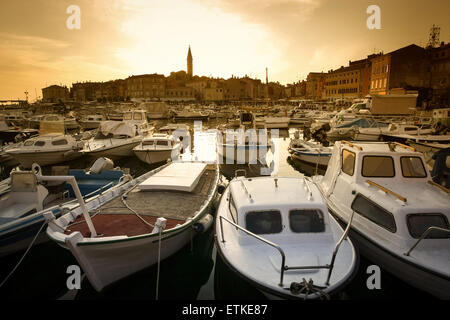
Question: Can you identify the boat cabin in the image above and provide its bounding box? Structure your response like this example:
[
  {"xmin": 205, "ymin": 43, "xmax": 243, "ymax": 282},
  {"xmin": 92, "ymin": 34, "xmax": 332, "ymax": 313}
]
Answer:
[
  {"xmin": 319, "ymin": 141, "xmax": 450, "ymax": 245},
  {"xmin": 226, "ymin": 177, "xmax": 332, "ymax": 244},
  {"xmin": 141, "ymin": 134, "xmax": 177, "ymax": 148},
  {"xmin": 19, "ymin": 134, "xmax": 79, "ymax": 150}
]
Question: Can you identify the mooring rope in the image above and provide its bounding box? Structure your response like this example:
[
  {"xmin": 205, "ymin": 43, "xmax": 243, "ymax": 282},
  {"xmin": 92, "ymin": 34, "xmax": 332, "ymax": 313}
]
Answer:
[
  {"xmin": 155, "ymin": 227, "xmax": 162, "ymax": 300},
  {"xmin": 0, "ymin": 220, "xmax": 47, "ymax": 288}
]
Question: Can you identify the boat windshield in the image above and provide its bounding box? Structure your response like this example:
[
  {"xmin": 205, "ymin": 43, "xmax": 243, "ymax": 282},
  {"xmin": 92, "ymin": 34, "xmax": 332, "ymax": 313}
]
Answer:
[
  {"xmin": 289, "ymin": 209, "xmax": 325, "ymax": 233},
  {"xmin": 362, "ymin": 156, "xmax": 395, "ymax": 177},
  {"xmin": 245, "ymin": 210, "xmax": 282, "ymax": 234},
  {"xmin": 400, "ymin": 157, "xmax": 427, "ymax": 178}
]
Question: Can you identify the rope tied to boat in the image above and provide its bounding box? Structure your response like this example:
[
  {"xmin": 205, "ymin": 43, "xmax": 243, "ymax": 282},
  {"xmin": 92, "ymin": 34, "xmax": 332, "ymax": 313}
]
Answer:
[
  {"xmin": 289, "ymin": 278, "xmax": 330, "ymax": 300},
  {"xmin": 0, "ymin": 220, "xmax": 48, "ymax": 288}
]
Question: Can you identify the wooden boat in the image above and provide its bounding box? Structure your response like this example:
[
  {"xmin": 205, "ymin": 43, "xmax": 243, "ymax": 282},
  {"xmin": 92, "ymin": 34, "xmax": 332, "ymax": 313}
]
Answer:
[
  {"xmin": 133, "ymin": 133, "xmax": 181, "ymax": 165},
  {"xmin": 44, "ymin": 161, "xmax": 219, "ymax": 291},
  {"xmin": 312, "ymin": 141, "xmax": 450, "ymax": 299},
  {"xmin": 215, "ymin": 175, "xmax": 358, "ymax": 299},
  {"xmin": 0, "ymin": 160, "xmax": 129, "ymax": 256}
]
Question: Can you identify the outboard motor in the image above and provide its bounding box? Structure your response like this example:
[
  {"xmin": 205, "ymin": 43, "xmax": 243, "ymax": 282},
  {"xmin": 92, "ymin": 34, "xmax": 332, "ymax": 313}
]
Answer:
[{"xmin": 89, "ymin": 157, "xmax": 114, "ymax": 174}]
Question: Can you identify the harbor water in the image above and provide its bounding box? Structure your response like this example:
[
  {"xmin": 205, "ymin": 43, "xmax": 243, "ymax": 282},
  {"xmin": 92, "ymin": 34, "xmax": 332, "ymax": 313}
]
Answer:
[{"xmin": 0, "ymin": 121, "xmax": 436, "ymax": 300}]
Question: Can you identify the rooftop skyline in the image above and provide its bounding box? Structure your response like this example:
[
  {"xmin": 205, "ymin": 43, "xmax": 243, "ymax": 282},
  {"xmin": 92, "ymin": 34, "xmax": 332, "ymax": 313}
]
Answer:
[{"xmin": 1, "ymin": 0, "xmax": 450, "ymax": 100}]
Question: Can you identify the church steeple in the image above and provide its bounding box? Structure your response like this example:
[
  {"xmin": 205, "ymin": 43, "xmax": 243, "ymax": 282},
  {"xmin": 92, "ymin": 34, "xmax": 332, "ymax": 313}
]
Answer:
[{"xmin": 187, "ymin": 45, "xmax": 193, "ymax": 78}]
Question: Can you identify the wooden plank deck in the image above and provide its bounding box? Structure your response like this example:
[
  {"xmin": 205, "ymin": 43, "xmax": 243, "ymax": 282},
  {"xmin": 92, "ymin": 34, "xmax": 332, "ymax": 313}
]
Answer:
[{"xmin": 65, "ymin": 166, "xmax": 216, "ymax": 237}]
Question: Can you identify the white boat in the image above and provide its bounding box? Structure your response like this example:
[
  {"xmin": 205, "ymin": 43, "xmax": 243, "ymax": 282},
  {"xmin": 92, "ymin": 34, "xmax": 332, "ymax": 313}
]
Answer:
[
  {"xmin": 215, "ymin": 175, "xmax": 358, "ymax": 299},
  {"xmin": 40, "ymin": 114, "xmax": 79, "ymax": 131},
  {"xmin": 264, "ymin": 116, "xmax": 290, "ymax": 129},
  {"xmin": 79, "ymin": 114, "xmax": 106, "ymax": 130},
  {"xmin": 133, "ymin": 133, "xmax": 181, "ymax": 165},
  {"xmin": 82, "ymin": 110, "xmax": 153, "ymax": 159},
  {"xmin": 218, "ymin": 111, "xmax": 271, "ymax": 165},
  {"xmin": 140, "ymin": 102, "xmax": 171, "ymax": 120},
  {"xmin": 44, "ymin": 161, "xmax": 219, "ymax": 291},
  {"xmin": 312, "ymin": 141, "xmax": 450, "ymax": 299},
  {"xmin": 0, "ymin": 159, "xmax": 130, "ymax": 256},
  {"xmin": 288, "ymin": 139, "xmax": 332, "ymax": 167},
  {"xmin": 174, "ymin": 109, "xmax": 209, "ymax": 121},
  {"xmin": 5, "ymin": 133, "xmax": 84, "ymax": 168},
  {"xmin": 158, "ymin": 123, "xmax": 190, "ymax": 136}
]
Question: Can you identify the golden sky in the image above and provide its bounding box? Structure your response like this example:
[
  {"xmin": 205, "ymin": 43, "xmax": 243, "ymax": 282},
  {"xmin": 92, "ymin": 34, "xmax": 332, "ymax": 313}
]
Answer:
[{"xmin": 0, "ymin": 0, "xmax": 449, "ymax": 100}]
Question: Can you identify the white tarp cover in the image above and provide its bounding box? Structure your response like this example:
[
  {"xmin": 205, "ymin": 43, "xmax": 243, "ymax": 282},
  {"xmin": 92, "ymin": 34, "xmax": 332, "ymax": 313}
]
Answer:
[
  {"xmin": 99, "ymin": 121, "xmax": 136, "ymax": 137},
  {"xmin": 138, "ymin": 162, "xmax": 207, "ymax": 192}
]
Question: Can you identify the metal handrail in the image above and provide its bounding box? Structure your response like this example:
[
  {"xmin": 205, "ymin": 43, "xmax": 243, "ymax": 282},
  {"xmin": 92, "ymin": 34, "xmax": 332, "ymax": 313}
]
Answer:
[
  {"xmin": 219, "ymin": 215, "xmax": 287, "ymax": 286},
  {"xmin": 325, "ymin": 209, "xmax": 355, "ymax": 285},
  {"xmin": 404, "ymin": 226, "xmax": 450, "ymax": 256},
  {"xmin": 219, "ymin": 213, "xmax": 354, "ymax": 288}
]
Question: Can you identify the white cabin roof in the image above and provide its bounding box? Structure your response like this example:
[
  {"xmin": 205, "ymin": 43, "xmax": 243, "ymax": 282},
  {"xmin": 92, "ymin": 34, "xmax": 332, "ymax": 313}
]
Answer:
[{"xmin": 230, "ymin": 177, "xmax": 327, "ymax": 212}]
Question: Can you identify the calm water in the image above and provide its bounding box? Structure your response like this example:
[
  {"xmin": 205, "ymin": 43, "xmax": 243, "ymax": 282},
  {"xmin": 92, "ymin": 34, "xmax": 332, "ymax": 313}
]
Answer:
[{"xmin": 0, "ymin": 121, "xmax": 435, "ymax": 300}]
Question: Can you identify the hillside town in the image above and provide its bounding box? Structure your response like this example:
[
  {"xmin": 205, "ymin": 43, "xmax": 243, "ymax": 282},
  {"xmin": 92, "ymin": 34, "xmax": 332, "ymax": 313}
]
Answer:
[{"xmin": 36, "ymin": 40, "xmax": 450, "ymax": 111}]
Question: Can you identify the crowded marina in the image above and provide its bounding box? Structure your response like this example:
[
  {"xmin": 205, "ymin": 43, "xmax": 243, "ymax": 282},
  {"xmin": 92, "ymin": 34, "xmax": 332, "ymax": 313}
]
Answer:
[{"xmin": 0, "ymin": 95, "xmax": 448, "ymax": 300}]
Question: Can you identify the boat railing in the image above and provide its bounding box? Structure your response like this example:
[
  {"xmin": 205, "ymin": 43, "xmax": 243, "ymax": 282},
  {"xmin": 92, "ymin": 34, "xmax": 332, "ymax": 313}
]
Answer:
[
  {"xmin": 219, "ymin": 212, "xmax": 354, "ymax": 287},
  {"xmin": 404, "ymin": 226, "xmax": 450, "ymax": 256}
]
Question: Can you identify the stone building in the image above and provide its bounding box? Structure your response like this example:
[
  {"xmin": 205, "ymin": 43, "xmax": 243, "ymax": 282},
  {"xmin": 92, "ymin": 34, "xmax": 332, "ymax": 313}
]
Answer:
[
  {"xmin": 42, "ymin": 85, "xmax": 69, "ymax": 103},
  {"xmin": 369, "ymin": 44, "xmax": 430, "ymax": 97},
  {"xmin": 430, "ymin": 42, "xmax": 450, "ymax": 107},
  {"xmin": 125, "ymin": 74, "xmax": 165, "ymax": 100},
  {"xmin": 306, "ymin": 72, "xmax": 325, "ymax": 100}
]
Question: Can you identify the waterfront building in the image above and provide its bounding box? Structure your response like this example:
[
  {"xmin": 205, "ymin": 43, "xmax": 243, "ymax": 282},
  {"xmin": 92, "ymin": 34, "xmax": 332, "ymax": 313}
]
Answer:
[{"xmin": 42, "ymin": 85, "xmax": 69, "ymax": 103}]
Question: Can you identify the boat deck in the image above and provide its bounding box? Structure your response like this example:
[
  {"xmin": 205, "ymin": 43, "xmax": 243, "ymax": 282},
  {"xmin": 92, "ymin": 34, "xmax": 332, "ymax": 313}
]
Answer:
[{"xmin": 65, "ymin": 166, "xmax": 216, "ymax": 237}]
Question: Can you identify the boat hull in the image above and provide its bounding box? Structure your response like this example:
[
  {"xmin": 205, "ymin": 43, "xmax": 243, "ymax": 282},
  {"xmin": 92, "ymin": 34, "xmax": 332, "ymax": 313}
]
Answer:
[
  {"xmin": 134, "ymin": 149, "xmax": 175, "ymax": 164},
  {"xmin": 7, "ymin": 149, "xmax": 82, "ymax": 169},
  {"xmin": 291, "ymin": 152, "xmax": 330, "ymax": 167},
  {"xmin": 64, "ymin": 223, "xmax": 202, "ymax": 291},
  {"xmin": 329, "ymin": 207, "xmax": 450, "ymax": 299},
  {"xmin": 84, "ymin": 141, "xmax": 141, "ymax": 159}
]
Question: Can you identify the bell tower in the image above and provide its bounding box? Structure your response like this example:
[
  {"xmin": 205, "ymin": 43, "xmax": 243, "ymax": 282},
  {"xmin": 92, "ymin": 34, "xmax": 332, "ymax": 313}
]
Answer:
[{"xmin": 187, "ymin": 45, "xmax": 193, "ymax": 78}]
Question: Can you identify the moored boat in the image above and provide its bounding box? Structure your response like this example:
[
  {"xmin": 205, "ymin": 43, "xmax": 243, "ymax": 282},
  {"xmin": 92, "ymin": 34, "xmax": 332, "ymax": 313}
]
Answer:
[
  {"xmin": 44, "ymin": 160, "xmax": 220, "ymax": 291},
  {"xmin": 288, "ymin": 139, "xmax": 332, "ymax": 167},
  {"xmin": 0, "ymin": 159, "xmax": 129, "ymax": 256},
  {"xmin": 215, "ymin": 175, "xmax": 358, "ymax": 299},
  {"xmin": 5, "ymin": 133, "xmax": 85, "ymax": 168},
  {"xmin": 133, "ymin": 133, "xmax": 181, "ymax": 165},
  {"xmin": 312, "ymin": 141, "xmax": 450, "ymax": 299}
]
